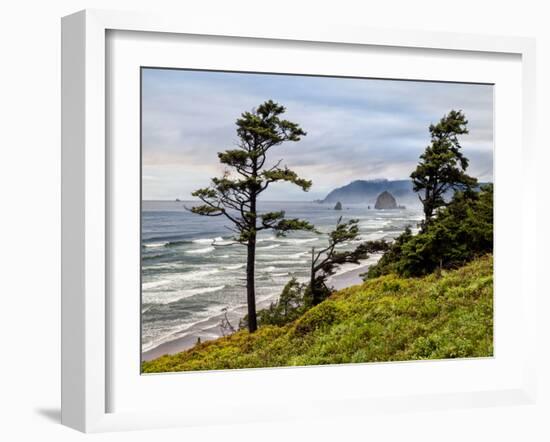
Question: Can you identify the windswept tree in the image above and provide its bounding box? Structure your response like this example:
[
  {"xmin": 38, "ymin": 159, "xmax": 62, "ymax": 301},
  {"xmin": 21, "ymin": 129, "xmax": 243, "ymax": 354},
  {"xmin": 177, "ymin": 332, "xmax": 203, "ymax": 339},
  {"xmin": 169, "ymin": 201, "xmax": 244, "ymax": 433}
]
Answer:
[
  {"xmin": 239, "ymin": 219, "xmax": 390, "ymax": 328},
  {"xmin": 411, "ymin": 110, "xmax": 477, "ymax": 226},
  {"xmin": 309, "ymin": 217, "xmax": 389, "ymax": 305},
  {"xmin": 190, "ymin": 100, "xmax": 314, "ymax": 333}
]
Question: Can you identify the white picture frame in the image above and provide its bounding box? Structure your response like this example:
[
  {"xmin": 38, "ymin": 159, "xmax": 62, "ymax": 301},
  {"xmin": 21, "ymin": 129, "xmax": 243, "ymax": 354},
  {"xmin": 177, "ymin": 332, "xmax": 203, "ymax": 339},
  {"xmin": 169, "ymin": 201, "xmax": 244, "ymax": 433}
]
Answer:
[{"xmin": 61, "ymin": 9, "xmax": 537, "ymax": 433}]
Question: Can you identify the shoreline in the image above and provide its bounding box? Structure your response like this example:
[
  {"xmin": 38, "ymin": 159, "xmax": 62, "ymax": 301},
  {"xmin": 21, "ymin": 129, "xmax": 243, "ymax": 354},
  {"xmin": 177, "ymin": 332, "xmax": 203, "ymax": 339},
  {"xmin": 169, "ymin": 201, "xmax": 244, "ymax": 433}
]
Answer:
[
  {"xmin": 142, "ymin": 254, "xmax": 381, "ymax": 362},
  {"xmin": 327, "ymin": 253, "xmax": 382, "ymax": 291}
]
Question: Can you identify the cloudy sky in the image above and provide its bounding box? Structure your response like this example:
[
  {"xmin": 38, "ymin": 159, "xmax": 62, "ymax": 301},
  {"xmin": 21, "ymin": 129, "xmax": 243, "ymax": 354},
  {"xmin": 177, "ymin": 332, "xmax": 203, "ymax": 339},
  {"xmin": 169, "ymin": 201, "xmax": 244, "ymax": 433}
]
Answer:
[{"xmin": 142, "ymin": 68, "xmax": 493, "ymax": 201}]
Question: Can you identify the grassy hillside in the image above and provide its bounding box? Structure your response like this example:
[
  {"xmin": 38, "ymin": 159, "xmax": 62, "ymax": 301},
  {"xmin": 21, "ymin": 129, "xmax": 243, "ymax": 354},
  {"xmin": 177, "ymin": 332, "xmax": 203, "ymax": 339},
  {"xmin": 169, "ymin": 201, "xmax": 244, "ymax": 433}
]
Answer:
[{"xmin": 142, "ymin": 255, "xmax": 493, "ymax": 373}]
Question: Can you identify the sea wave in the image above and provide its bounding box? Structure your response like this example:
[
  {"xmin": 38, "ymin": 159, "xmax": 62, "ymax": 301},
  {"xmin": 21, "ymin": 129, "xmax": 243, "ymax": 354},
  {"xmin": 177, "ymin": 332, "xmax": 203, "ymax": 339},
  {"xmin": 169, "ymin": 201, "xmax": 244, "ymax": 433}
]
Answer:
[
  {"xmin": 288, "ymin": 251, "xmax": 308, "ymax": 258},
  {"xmin": 273, "ymin": 237, "xmax": 319, "ymax": 244},
  {"xmin": 142, "ymin": 269, "xmax": 220, "ymax": 290},
  {"xmin": 214, "ymin": 240, "xmax": 237, "ymax": 246},
  {"xmin": 143, "ymin": 285, "xmax": 226, "ymax": 305},
  {"xmin": 185, "ymin": 246, "xmax": 215, "ymax": 255},
  {"xmin": 144, "ymin": 242, "xmax": 168, "ymax": 248},
  {"xmin": 257, "ymin": 244, "xmax": 281, "ymax": 250},
  {"xmin": 141, "ymin": 304, "xmax": 225, "ymax": 353},
  {"xmin": 164, "ymin": 240, "xmax": 188, "ymax": 248},
  {"xmin": 359, "ymin": 220, "xmax": 392, "ymax": 229},
  {"xmin": 224, "ymin": 263, "xmax": 245, "ymax": 270},
  {"xmin": 268, "ymin": 260, "xmax": 308, "ymax": 265},
  {"xmin": 193, "ymin": 236, "xmax": 224, "ymax": 244},
  {"xmin": 177, "ymin": 268, "xmax": 220, "ymax": 280},
  {"xmin": 142, "ymin": 253, "xmax": 165, "ymax": 260},
  {"xmin": 257, "ymin": 251, "xmax": 308, "ymax": 260}
]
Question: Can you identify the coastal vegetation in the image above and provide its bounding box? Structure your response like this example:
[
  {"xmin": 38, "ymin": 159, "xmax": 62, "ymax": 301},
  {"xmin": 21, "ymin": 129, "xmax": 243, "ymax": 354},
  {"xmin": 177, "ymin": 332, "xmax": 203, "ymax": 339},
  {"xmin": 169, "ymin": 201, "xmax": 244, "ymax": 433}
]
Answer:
[
  {"xmin": 411, "ymin": 110, "xmax": 477, "ymax": 225},
  {"xmin": 309, "ymin": 217, "xmax": 375, "ymax": 306},
  {"xmin": 366, "ymin": 184, "xmax": 493, "ymax": 278},
  {"xmin": 142, "ymin": 255, "xmax": 493, "ymax": 372},
  {"xmin": 239, "ymin": 218, "xmax": 390, "ymax": 328}
]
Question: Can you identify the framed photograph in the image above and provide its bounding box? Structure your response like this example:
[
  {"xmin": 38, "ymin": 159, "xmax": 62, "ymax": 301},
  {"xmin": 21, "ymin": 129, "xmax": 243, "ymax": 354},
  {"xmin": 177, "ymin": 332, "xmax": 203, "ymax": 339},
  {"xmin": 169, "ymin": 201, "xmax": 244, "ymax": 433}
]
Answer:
[{"xmin": 61, "ymin": 9, "xmax": 537, "ymax": 432}]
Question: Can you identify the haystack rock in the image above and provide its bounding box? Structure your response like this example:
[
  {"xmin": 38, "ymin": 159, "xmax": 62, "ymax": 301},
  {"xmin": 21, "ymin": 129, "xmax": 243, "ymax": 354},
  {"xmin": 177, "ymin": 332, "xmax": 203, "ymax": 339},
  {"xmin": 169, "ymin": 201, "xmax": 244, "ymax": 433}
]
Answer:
[
  {"xmin": 334, "ymin": 201, "xmax": 342, "ymax": 210},
  {"xmin": 374, "ymin": 191, "xmax": 398, "ymax": 209}
]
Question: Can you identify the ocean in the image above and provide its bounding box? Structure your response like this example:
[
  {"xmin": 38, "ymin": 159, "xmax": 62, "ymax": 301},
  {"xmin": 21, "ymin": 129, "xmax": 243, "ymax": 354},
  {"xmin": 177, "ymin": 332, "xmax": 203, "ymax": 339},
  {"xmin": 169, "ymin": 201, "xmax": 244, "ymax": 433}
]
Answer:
[{"xmin": 141, "ymin": 200, "xmax": 423, "ymax": 357}]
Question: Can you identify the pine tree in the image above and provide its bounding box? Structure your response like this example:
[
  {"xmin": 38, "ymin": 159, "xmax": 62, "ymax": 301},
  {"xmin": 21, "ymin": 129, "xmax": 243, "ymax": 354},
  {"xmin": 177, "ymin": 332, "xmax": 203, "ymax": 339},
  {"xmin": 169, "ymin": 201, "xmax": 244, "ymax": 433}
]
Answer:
[
  {"xmin": 309, "ymin": 217, "xmax": 389, "ymax": 305},
  {"xmin": 190, "ymin": 100, "xmax": 315, "ymax": 332},
  {"xmin": 411, "ymin": 110, "xmax": 477, "ymax": 226}
]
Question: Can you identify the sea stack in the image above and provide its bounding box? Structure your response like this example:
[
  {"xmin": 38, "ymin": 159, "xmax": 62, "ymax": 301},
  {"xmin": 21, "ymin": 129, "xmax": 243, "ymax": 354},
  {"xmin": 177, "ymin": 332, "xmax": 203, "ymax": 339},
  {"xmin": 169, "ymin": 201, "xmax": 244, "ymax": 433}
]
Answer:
[
  {"xmin": 374, "ymin": 191, "xmax": 397, "ymax": 209},
  {"xmin": 334, "ymin": 201, "xmax": 342, "ymax": 210}
]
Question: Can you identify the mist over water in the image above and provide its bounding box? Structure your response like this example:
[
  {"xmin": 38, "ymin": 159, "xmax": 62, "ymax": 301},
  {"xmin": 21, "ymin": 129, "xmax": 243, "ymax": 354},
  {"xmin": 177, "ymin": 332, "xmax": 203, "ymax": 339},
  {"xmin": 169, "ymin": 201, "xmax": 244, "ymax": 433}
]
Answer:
[{"xmin": 141, "ymin": 200, "xmax": 422, "ymax": 353}]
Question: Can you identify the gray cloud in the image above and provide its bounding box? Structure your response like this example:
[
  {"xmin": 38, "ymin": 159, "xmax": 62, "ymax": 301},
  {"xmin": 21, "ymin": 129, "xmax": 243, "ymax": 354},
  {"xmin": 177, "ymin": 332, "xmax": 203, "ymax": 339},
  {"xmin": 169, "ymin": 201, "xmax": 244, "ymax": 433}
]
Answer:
[{"xmin": 142, "ymin": 69, "xmax": 493, "ymax": 200}]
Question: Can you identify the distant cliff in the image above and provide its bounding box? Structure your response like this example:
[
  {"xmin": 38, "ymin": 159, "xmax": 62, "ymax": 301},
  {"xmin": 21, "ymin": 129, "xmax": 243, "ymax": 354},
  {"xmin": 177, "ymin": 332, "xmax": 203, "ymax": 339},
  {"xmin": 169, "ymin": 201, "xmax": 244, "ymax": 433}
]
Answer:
[
  {"xmin": 322, "ymin": 179, "xmax": 414, "ymax": 204},
  {"xmin": 321, "ymin": 179, "xmax": 489, "ymax": 206}
]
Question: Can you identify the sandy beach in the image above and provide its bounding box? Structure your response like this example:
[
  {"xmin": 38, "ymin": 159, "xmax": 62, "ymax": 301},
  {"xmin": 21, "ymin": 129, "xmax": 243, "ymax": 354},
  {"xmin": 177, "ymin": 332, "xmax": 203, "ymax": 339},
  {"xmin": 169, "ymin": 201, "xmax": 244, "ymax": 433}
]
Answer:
[{"xmin": 327, "ymin": 253, "xmax": 382, "ymax": 291}]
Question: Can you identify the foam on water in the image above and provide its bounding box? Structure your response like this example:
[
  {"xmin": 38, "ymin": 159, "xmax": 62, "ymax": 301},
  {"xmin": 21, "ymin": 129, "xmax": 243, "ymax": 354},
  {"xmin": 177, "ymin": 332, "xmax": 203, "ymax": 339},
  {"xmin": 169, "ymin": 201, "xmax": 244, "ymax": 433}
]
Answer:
[
  {"xmin": 143, "ymin": 285, "xmax": 226, "ymax": 305},
  {"xmin": 267, "ymin": 260, "xmax": 308, "ymax": 265},
  {"xmin": 273, "ymin": 237, "xmax": 319, "ymax": 244},
  {"xmin": 142, "ymin": 268, "xmax": 221, "ymax": 290},
  {"xmin": 141, "ymin": 303, "xmax": 225, "ymax": 352},
  {"xmin": 193, "ymin": 236, "xmax": 224, "ymax": 244},
  {"xmin": 144, "ymin": 242, "xmax": 168, "ymax": 248},
  {"xmin": 257, "ymin": 244, "xmax": 281, "ymax": 250},
  {"xmin": 185, "ymin": 246, "xmax": 215, "ymax": 254},
  {"xmin": 224, "ymin": 263, "xmax": 246, "ymax": 270}
]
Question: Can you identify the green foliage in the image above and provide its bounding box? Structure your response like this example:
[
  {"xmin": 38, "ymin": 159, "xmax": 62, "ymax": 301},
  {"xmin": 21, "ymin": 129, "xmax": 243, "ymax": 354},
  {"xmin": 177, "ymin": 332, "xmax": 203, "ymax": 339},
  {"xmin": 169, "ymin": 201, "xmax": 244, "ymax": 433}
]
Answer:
[
  {"xmin": 411, "ymin": 110, "xmax": 478, "ymax": 223},
  {"xmin": 367, "ymin": 111, "xmax": 492, "ymax": 279},
  {"xmin": 367, "ymin": 185, "xmax": 493, "ymax": 278},
  {"xmin": 190, "ymin": 100, "xmax": 314, "ymax": 243},
  {"xmin": 240, "ymin": 278, "xmax": 309, "ymax": 328},
  {"xmin": 363, "ymin": 229, "xmax": 413, "ymax": 278},
  {"xmin": 308, "ymin": 217, "xmax": 389, "ymax": 305},
  {"xmin": 271, "ymin": 218, "xmax": 317, "ymax": 237},
  {"xmin": 142, "ymin": 256, "xmax": 493, "ymax": 373}
]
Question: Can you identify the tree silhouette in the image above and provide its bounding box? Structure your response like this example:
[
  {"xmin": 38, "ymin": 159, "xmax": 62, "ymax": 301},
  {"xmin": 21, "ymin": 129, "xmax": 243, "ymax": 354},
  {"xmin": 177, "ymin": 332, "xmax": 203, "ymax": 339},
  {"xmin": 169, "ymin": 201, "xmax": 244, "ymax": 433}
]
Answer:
[
  {"xmin": 411, "ymin": 110, "xmax": 477, "ymax": 226},
  {"xmin": 309, "ymin": 217, "xmax": 389, "ymax": 305},
  {"xmin": 190, "ymin": 100, "xmax": 315, "ymax": 332}
]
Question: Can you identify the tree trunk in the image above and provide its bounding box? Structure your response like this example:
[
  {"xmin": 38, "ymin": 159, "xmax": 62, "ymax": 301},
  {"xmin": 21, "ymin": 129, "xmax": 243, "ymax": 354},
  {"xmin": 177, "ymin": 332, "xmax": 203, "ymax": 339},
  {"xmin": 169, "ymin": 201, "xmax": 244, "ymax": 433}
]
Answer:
[
  {"xmin": 246, "ymin": 186, "xmax": 258, "ymax": 333},
  {"xmin": 424, "ymin": 187, "xmax": 433, "ymax": 221},
  {"xmin": 310, "ymin": 247, "xmax": 316, "ymax": 305},
  {"xmin": 246, "ymin": 235, "xmax": 257, "ymax": 332}
]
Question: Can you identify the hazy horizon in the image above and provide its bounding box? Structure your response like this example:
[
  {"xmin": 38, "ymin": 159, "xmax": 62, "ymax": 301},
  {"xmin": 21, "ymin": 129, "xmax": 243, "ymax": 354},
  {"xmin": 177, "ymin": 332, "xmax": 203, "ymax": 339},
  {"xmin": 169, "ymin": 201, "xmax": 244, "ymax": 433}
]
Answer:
[{"xmin": 142, "ymin": 69, "xmax": 494, "ymax": 201}]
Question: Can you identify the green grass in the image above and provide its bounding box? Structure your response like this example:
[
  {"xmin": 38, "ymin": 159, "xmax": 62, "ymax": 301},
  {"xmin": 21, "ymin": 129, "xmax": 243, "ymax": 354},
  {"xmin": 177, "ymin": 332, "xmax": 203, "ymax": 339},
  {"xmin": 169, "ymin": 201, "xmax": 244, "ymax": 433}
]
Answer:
[{"xmin": 142, "ymin": 255, "xmax": 493, "ymax": 373}]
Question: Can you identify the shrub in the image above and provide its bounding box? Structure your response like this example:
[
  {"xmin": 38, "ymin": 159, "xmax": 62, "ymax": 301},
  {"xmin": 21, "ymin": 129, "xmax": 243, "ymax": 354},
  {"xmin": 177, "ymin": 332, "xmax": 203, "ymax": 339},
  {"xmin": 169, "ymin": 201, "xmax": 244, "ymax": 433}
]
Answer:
[
  {"xmin": 240, "ymin": 278, "xmax": 309, "ymax": 329},
  {"xmin": 367, "ymin": 185, "xmax": 493, "ymax": 278}
]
